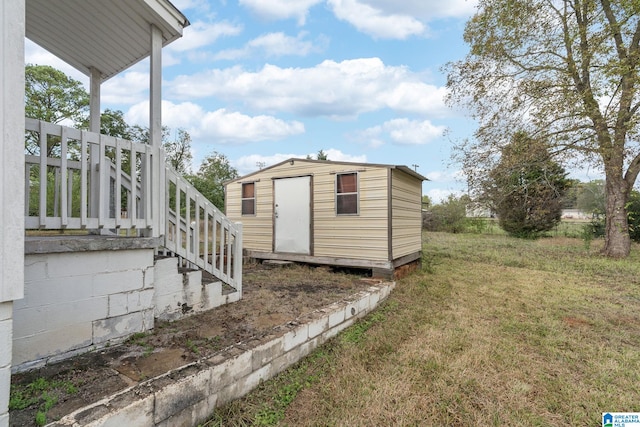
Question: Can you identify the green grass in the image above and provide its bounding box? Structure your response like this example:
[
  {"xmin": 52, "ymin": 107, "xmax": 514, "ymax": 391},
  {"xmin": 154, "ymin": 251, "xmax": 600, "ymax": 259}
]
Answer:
[
  {"xmin": 202, "ymin": 231, "xmax": 640, "ymax": 426},
  {"xmin": 10, "ymin": 377, "xmax": 78, "ymax": 426}
]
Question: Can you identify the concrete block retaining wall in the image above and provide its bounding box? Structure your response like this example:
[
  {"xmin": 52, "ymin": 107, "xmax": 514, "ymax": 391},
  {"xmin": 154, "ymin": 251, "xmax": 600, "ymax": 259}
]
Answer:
[{"xmin": 50, "ymin": 282, "xmax": 395, "ymax": 427}]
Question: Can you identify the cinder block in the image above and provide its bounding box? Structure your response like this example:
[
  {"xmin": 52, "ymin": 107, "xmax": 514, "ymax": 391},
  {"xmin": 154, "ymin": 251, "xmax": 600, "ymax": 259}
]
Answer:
[
  {"xmin": 184, "ymin": 271, "xmax": 203, "ymax": 310},
  {"xmin": 128, "ymin": 289, "xmax": 155, "ymax": 313},
  {"xmin": 154, "ymin": 368, "xmax": 210, "ymax": 424},
  {"xmin": 12, "ymin": 323, "xmax": 93, "ymax": 366},
  {"xmin": 17, "ymin": 275, "xmax": 92, "ymax": 310},
  {"xmin": 202, "ymin": 281, "xmax": 223, "ymax": 310},
  {"xmin": 13, "ymin": 296, "xmax": 108, "ymax": 337},
  {"xmin": 155, "ymin": 393, "xmax": 217, "ymax": 427},
  {"xmin": 283, "ymin": 324, "xmax": 309, "ymax": 352},
  {"xmin": 0, "ymin": 319, "xmax": 11, "ymax": 368},
  {"xmin": 344, "ymin": 301, "xmax": 358, "ymax": 321},
  {"xmin": 210, "ymin": 350, "xmax": 252, "ymax": 389},
  {"xmin": 357, "ymin": 293, "xmax": 371, "ymax": 317},
  {"xmin": 93, "ymin": 270, "xmax": 144, "ymax": 295},
  {"xmin": 155, "ymin": 273, "xmax": 184, "ymax": 297},
  {"xmin": 154, "ymin": 293, "xmax": 182, "ymax": 320},
  {"xmin": 142, "ymin": 309, "xmax": 154, "ymax": 330},
  {"xmin": 252, "ymin": 336, "xmax": 284, "ymax": 371},
  {"xmin": 154, "ymin": 257, "xmax": 178, "ymax": 277},
  {"xmin": 323, "ymin": 318, "xmax": 356, "ymax": 341},
  {"xmin": 235, "ymin": 364, "xmax": 270, "ymax": 397},
  {"xmin": 76, "ymin": 393, "xmax": 155, "ymax": 427},
  {"xmin": 143, "ymin": 265, "xmax": 155, "ymax": 289},
  {"xmin": 93, "ymin": 312, "xmax": 144, "ymax": 344},
  {"xmin": 0, "ymin": 365, "xmax": 10, "ymax": 413},
  {"xmin": 0, "ymin": 302, "xmax": 10, "ymax": 323},
  {"xmin": 307, "ymin": 315, "xmax": 328, "ymax": 339},
  {"xmin": 106, "ymin": 249, "xmax": 153, "ymax": 272},
  {"xmin": 46, "ymin": 252, "xmax": 108, "ymax": 278},
  {"xmin": 369, "ymin": 288, "xmax": 381, "ymax": 307},
  {"xmin": 24, "ymin": 255, "xmax": 47, "ymax": 281},
  {"xmin": 328, "ymin": 304, "xmax": 346, "ymax": 328},
  {"xmin": 215, "ymin": 381, "xmax": 239, "ymax": 407},
  {"xmin": 0, "ymin": 412, "xmax": 8, "ymax": 427},
  {"xmin": 108, "ymin": 293, "xmax": 129, "ymax": 318}
]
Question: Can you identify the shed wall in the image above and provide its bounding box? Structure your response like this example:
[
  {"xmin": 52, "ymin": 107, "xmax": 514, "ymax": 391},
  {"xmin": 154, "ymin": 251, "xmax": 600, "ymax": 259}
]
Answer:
[
  {"xmin": 391, "ymin": 169, "xmax": 423, "ymax": 259},
  {"xmin": 225, "ymin": 161, "xmax": 391, "ymax": 262}
]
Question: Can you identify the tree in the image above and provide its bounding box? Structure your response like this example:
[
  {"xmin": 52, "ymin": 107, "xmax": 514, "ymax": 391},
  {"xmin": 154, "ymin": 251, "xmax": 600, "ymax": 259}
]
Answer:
[
  {"xmin": 306, "ymin": 149, "xmax": 329, "ymax": 160},
  {"xmin": 485, "ymin": 132, "xmax": 569, "ymax": 237},
  {"xmin": 186, "ymin": 152, "xmax": 239, "ymax": 210},
  {"xmin": 446, "ymin": 0, "xmax": 640, "ymax": 257},
  {"xmin": 25, "ymin": 64, "xmax": 89, "ymax": 155},
  {"xmin": 627, "ymin": 189, "xmax": 640, "ymax": 242},
  {"xmin": 423, "ymin": 194, "xmax": 470, "ymax": 233},
  {"xmin": 163, "ymin": 129, "xmax": 193, "ymax": 174},
  {"xmin": 130, "ymin": 125, "xmax": 193, "ymax": 173},
  {"xmin": 577, "ymin": 180, "xmax": 606, "ymax": 217}
]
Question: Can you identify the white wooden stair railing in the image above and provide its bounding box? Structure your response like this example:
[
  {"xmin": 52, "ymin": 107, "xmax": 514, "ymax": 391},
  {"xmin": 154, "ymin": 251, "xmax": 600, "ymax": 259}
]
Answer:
[{"xmin": 24, "ymin": 118, "xmax": 242, "ymax": 293}]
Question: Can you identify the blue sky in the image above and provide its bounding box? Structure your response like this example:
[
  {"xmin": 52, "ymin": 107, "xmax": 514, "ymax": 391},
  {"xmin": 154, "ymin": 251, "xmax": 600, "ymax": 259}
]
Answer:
[{"xmin": 25, "ymin": 0, "xmax": 481, "ymax": 202}]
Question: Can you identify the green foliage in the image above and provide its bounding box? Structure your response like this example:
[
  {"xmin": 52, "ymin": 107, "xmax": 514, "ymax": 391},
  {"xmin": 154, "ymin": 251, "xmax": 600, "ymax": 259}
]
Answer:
[
  {"xmin": 10, "ymin": 377, "xmax": 78, "ymax": 426},
  {"xmin": 186, "ymin": 151, "xmax": 239, "ymax": 210},
  {"xmin": 627, "ymin": 190, "xmax": 640, "ymax": 243},
  {"xmin": 423, "ymin": 194, "xmax": 469, "ymax": 233},
  {"xmin": 446, "ymin": 0, "xmax": 640, "ymax": 257},
  {"xmin": 306, "ymin": 149, "xmax": 329, "ymax": 160},
  {"xmin": 486, "ymin": 132, "xmax": 569, "ymax": 238},
  {"xmin": 577, "ymin": 180, "xmax": 605, "ymax": 218}
]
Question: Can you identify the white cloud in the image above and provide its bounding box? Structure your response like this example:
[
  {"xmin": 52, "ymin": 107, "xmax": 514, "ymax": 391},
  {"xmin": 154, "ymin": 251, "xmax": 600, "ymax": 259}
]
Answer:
[
  {"xmin": 102, "ymin": 71, "xmax": 150, "ymax": 105},
  {"xmin": 327, "ymin": 0, "xmax": 426, "ymax": 39},
  {"xmin": 239, "ymin": 0, "xmax": 323, "ymax": 25},
  {"xmin": 363, "ymin": 0, "xmax": 477, "ymax": 20},
  {"xmin": 357, "ymin": 118, "xmax": 446, "ymax": 146},
  {"xmin": 169, "ymin": 21, "xmax": 243, "ymax": 53},
  {"xmin": 426, "ymin": 188, "xmax": 464, "ymax": 204},
  {"xmin": 167, "ymin": 58, "xmax": 448, "ymax": 118},
  {"xmin": 214, "ymin": 32, "xmax": 323, "ymax": 60},
  {"xmin": 125, "ymin": 101, "xmax": 305, "ymax": 144},
  {"xmin": 25, "ymin": 39, "xmax": 89, "ymax": 86},
  {"xmin": 234, "ymin": 149, "xmax": 367, "ymax": 175}
]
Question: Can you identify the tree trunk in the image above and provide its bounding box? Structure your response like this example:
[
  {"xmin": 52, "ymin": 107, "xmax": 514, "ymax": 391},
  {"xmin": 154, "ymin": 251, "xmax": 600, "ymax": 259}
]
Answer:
[{"xmin": 603, "ymin": 174, "xmax": 631, "ymax": 258}]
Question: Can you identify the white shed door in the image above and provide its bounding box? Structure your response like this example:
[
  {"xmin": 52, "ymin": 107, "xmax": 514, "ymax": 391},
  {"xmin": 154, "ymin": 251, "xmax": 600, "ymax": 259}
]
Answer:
[{"xmin": 274, "ymin": 176, "xmax": 311, "ymax": 254}]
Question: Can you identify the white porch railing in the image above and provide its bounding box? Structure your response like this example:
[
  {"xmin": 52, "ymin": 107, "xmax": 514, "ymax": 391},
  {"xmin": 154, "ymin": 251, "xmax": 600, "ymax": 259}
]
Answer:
[{"xmin": 24, "ymin": 118, "xmax": 242, "ymax": 291}]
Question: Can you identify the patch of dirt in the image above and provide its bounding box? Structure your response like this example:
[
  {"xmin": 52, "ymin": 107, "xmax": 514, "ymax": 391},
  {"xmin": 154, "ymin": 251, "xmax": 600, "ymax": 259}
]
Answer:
[{"xmin": 9, "ymin": 262, "xmax": 379, "ymax": 427}]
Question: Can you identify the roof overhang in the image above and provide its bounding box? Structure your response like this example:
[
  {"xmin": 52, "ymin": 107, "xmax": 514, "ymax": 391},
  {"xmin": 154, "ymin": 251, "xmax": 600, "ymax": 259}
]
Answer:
[{"xmin": 26, "ymin": 0, "xmax": 190, "ymax": 81}]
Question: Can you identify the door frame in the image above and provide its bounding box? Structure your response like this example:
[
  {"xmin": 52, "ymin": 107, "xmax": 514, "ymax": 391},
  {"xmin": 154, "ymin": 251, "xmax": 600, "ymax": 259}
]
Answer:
[{"xmin": 272, "ymin": 175, "xmax": 313, "ymax": 255}]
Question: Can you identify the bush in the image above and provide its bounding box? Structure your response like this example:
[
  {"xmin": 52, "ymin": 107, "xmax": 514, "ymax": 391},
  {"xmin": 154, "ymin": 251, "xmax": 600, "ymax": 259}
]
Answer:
[{"xmin": 422, "ymin": 195, "xmax": 469, "ymax": 233}]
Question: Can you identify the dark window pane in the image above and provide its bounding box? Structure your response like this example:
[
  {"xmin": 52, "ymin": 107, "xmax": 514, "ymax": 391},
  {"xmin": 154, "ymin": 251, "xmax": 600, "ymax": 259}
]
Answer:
[
  {"xmin": 242, "ymin": 199, "xmax": 255, "ymax": 215},
  {"xmin": 337, "ymin": 173, "xmax": 357, "ymax": 193},
  {"xmin": 337, "ymin": 194, "xmax": 357, "ymax": 214},
  {"xmin": 242, "ymin": 183, "xmax": 254, "ymax": 198}
]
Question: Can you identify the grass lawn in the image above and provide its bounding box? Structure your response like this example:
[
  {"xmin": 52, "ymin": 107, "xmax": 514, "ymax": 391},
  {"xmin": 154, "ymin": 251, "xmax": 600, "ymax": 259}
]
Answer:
[{"xmin": 205, "ymin": 232, "xmax": 640, "ymax": 426}]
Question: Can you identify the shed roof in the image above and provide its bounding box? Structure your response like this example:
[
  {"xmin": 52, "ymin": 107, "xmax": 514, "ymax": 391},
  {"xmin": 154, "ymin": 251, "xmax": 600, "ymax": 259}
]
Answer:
[
  {"xmin": 225, "ymin": 158, "xmax": 430, "ymax": 185},
  {"xmin": 26, "ymin": 0, "xmax": 190, "ymax": 81}
]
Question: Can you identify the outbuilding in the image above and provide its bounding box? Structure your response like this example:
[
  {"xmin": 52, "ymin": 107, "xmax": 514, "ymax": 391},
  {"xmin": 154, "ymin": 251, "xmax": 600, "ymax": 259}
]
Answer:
[{"xmin": 224, "ymin": 158, "xmax": 427, "ymax": 277}]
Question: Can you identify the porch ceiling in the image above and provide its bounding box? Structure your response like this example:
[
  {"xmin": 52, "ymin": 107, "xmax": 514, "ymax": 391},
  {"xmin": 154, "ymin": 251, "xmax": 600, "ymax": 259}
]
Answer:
[{"xmin": 26, "ymin": 0, "xmax": 189, "ymax": 81}]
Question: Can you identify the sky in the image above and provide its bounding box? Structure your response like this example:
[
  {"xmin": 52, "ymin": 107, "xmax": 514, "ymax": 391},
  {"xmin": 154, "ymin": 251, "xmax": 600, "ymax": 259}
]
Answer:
[{"xmin": 25, "ymin": 0, "xmax": 483, "ymax": 203}]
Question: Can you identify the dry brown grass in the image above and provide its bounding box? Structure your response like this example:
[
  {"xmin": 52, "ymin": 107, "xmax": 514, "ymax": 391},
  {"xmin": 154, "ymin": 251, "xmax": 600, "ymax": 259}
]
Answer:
[{"xmin": 205, "ymin": 232, "xmax": 640, "ymax": 426}]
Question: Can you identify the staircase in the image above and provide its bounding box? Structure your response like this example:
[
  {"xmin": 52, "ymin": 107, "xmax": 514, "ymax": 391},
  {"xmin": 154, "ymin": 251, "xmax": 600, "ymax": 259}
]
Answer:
[{"xmin": 24, "ymin": 118, "xmax": 243, "ymax": 296}]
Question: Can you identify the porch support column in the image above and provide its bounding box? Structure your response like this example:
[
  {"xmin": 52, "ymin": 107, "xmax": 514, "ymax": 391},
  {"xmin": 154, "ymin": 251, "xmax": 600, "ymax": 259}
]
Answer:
[
  {"xmin": 0, "ymin": 1, "xmax": 25, "ymax": 425},
  {"xmin": 89, "ymin": 67, "xmax": 101, "ymax": 221},
  {"xmin": 149, "ymin": 24, "xmax": 164, "ymax": 237}
]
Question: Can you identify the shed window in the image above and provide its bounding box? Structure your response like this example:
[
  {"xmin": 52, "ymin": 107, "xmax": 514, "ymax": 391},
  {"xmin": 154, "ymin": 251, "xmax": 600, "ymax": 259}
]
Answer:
[
  {"xmin": 336, "ymin": 173, "xmax": 358, "ymax": 215},
  {"xmin": 241, "ymin": 182, "xmax": 256, "ymax": 215}
]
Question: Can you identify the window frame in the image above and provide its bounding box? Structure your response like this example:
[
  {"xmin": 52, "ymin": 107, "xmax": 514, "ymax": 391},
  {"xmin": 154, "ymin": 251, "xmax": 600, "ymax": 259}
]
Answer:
[
  {"xmin": 335, "ymin": 172, "xmax": 359, "ymax": 216},
  {"xmin": 241, "ymin": 182, "xmax": 256, "ymax": 216}
]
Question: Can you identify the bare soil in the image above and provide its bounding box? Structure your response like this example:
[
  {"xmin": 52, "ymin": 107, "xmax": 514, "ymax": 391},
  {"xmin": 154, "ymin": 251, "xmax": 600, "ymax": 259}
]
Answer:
[{"xmin": 9, "ymin": 261, "xmax": 380, "ymax": 427}]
